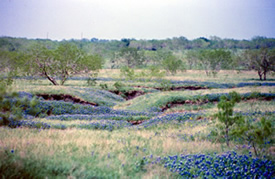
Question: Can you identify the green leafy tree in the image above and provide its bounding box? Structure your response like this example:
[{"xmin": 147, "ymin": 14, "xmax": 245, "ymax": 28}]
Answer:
[
  {"xmin": 214, "ymin": 91, "xmax": 243, "ymax": 147},
  {"xmin": 120, "ymin": 66, "xmax": 135, "ymax": 80},
  {"xmin": 243, "ymin": 48, "xmax": 275, "ymax": 80},
  {"xmin": 162, "ymin": 54, "xmax": 185, "ymax": 75},
  {"xmin": 0, "ymin": 50, "xmax": 27, "ymax": 78},
  {"xmin": 185, "ymin": 50, "xmax": 199, "ymax": 69},
  {"xmin": 25, "ymin": 43, "xmax": 58, "ymax": 85},
  {"xmin": 147, "ymin": 66, "xmax": 165, "ymax": 79},
  {"xmin": 196, "ymin": 49, "xmax": 232, "ymax": 76},
  {"xmin": 115, "ymin": 47, "xmax": 145, "ymax": 68},
  {"xmin": 25, "ymin": 43, "xmax": 103, "ymax": 85}
]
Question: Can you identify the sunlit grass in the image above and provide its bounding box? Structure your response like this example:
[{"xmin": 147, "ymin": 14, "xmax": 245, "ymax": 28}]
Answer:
[{"xmin": 0, "ymin": 123, "xmax": 222, "ymax": 178}]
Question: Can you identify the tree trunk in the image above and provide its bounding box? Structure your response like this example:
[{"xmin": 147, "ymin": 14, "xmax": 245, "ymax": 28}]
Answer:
[
  {"xmin": 43, "ymin": 69, "xmax": 59, "ymax": 85},
  {"xmin": 46, "ymin": 75, "xmax": 59, "ymax": 85},
  {"xmin": 258, "ymin": 71, "xmax": 263, "ymax": 80},
  {"xmin": 252, "ymin": 142, "xmax": 258, "ymax": 157},
  {"xmin": 61, "ymin": 76, "xmax": 68, "ymax": 85},
  {"xmin": 263, "ymin": 71, "xmax": 267, "ymax": 80},
  {"xmin": 225, "ymin": 126, "xmax": 229, "ymax": 147},
  {"xmin": 60, "ymin": 70, "xmax": 69, "ymax": 85}
]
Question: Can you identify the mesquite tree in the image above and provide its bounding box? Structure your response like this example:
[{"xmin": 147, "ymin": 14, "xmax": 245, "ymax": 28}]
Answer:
[
  {"xmin": 26, "ymin": 43, "xmax": 103, "ymax": 85},
  {"xmin": 243, "ymin": 48, "xmax": 275, "ymax": 80},
  {"xmin": 192, "ymin": 49, "xmax": 232, "ymax": 76}
]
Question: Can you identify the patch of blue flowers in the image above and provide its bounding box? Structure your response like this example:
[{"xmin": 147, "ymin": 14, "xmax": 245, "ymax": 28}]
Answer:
[
  {"xmin": 163, "ymin": 151, "xmax": 274, "ymax": 178},
  {"xmin": 71, "ymin": 87, "xmax": 125, "ymax": 106},
  {"xmin": 13, "ymin": 76, "xmax": 275, "ymax": 89},
  {"xmin": 8, "ymin": 119, "xmax": 131, "ymax": 131},
  {"xmin": 8, "ymin": 120, "xmax": 51, "ymax": 129},
  {"xmin": 137, "ymin": 112, "xmax": 199, "ymax": 129},
  {"xmin": 17, "ymin": 91, "xmax": 34, "ymax": 100},
  {"xmin": 46, "ymin": 114, "xmax": 150, "ymax": 121},
  {"xmin": 76, "ymin": 120, "xmax": 131, "ymax": 131},
  {"xmin": 169, "ymin": 80, "xmax": 275, "ymax": 89},
  {"xmin": 35, "ymin": 101, "xmax": 160, "ymax": 116}
]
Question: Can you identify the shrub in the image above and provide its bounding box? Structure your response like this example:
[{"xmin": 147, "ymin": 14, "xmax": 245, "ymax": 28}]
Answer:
[
  {"xmin": 162, "ymin": 54, "xmax": 185, "ymax": 75},
  {"xmin": 232, "ymin": 117, "xmax": 273, "ymax": 158},
  {"xmin": 0, "ymin": 82, "xmax": 40, "ymax": 127},
  {"xmin": 213, "ymin": 91, "xmax": 243, "ymax": 147},
  {"xmin": 99, "ymin": 83, "xmax": 108, "ymax": 90},
  {"xmin": 120, "ymin": 66, "xmax": 135, "ymax": 80},
  {"xmin": 87, "ymin": 77, "xmax": 97, "ymax": 86}
]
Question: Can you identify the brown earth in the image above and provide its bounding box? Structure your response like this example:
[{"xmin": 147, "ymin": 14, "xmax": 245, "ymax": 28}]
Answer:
[
  {"xmin": 127, "ymin": 120, "xmax": 145, "ymax": 125},
  {"xmin": 110, "ymin": 90, "xmax": 145, "ymax": 100},
  {"xmin": 36, "ymin": 94, "xmax": 98, "ymax": 106},
  {"xmin": 161, "ymin": 99, "xmax": 210, "ymax": 112}
]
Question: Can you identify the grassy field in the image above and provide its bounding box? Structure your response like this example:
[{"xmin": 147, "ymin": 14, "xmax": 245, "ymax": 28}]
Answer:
[{"xmin": 0, "ymin": 70, "xmax": 274, "ymax": 178}]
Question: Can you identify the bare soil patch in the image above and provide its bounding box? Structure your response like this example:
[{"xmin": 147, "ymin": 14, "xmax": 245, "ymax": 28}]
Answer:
[
  {"xmin": 36, "ymin": 94, "xmax": 98, "ymax": 106},
  {"xmin": 110, "ymin": 90, "xmax": 145, "ymax": 100},
  {"xmin": 155, "ymin": 86, "xmax": 208, "ymax": 91},
  {"xmin": 127, "ymin": 120, "xmax": 145, "ymax": 125}
]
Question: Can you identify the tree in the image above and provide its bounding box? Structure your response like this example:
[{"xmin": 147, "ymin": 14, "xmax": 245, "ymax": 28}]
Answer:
[
  {"xmin": 26, "ymin": 43, "xmax": 103, "ymax": 85},
  {"xmin": 0, "ymin": 50, "xmax": 26, "ymax": 77},
  {"xmin": 196, "ymin": 49, "xmax": 232, "ymax": 76},
  {"xmin": 162, "ymin": 54, "xmax": 185, "ymax": 75},
  {"xmin": 185, "ymin": 50, "xmax": 199, "ymax": 69},
  {"xmin": 115, "ymin": 47, "xmax": 145, "ymax": 68},
  {"xmin": 120, "ymin": 66, "xmax": 135, "ymax": 80},
  {"xmin": 232, "ymin": 117, "xmax": 273, "ymax": 157},
  {"xmin": 214, "ymin": 91, "xmax": 243, "ymax": 147},
  {"xmin": 243, "ymin": 48, "xmax": 275, "ymax": 80}
]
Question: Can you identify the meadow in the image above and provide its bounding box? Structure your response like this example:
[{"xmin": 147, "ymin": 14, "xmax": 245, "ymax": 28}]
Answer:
[{"xmin": 0, "ymin": 70, "xmax": 274, "ymax": 178}]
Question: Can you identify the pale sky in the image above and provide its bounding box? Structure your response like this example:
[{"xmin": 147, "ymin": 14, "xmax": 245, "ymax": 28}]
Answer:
[{"xmin": 0, "ymin": 0, "xmax": 274, "ymax": 41}]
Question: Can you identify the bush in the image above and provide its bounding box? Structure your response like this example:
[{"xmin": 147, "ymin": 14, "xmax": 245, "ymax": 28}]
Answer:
[
  {"xmin": 213, "ymin": 91, "xmax": 243, "ymax": 146},
  {"xmin": 99, "ymin": 83, "xmax": 108, "ymax": 90},
  {"xmin": 162, "ymin": 55, "xmax": 185, "ymax": 75},
  {"xmin": 120, "ymin": 66, "xmax": 135, "ymax": 80},
  {"xmin": 232, "ymin": 117, "xmax": 273, "ymax": 158},
  {"xmin": 0, "ymin": 82, "xmax": 40, "ymax": 127}
]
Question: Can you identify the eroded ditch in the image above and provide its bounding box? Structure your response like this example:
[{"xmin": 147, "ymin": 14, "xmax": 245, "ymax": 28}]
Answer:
[
  {"xmin": 161, "ymin": 96, "xmax": 275, "ymax": 112},
  {"xmin": 36, "ymin": 94, "xmax": 98, "ymax": 106},
  {"xmin": 109, "ymin": 90, "xmax": 145, "ymax": 100},
  {"xmin": 155, "ymin": 86, "xmax": 208, "ymax": 91},
  {"xmin": 110, "ymin": 86, "xmax": 208, "ymax": 100}
]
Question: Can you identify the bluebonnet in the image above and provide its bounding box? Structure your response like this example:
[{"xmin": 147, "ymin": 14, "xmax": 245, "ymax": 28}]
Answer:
[{"xmin": 162, "ymin": 151, "xmax": 275, "ymax": 178}]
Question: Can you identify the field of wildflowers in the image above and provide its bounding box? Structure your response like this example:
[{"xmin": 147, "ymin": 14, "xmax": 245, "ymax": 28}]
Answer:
[{"xmin": 0, "ymin": 70, "xmax": 274, "ymax": 178}]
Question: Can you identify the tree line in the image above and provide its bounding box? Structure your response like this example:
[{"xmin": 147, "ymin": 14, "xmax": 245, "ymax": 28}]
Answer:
[{"xmin": 0, "ymin": 36, "xmax": 274, "ymax": 84}]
